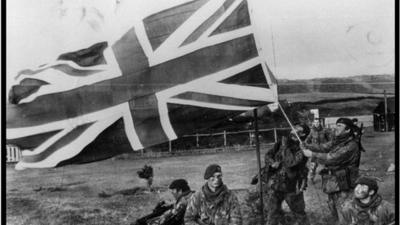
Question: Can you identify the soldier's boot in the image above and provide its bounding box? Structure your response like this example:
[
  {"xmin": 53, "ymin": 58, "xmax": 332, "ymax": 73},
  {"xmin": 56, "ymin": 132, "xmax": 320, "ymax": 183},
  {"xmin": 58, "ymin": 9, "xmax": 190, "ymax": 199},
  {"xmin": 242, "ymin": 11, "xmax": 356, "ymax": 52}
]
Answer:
[
  {"xmin": 293, "ymin": 214, "xmax": 310, "ymax": 225},
  {"xmin": 266, "ymin": 208, "xmax": 284, "ymax": 225}
]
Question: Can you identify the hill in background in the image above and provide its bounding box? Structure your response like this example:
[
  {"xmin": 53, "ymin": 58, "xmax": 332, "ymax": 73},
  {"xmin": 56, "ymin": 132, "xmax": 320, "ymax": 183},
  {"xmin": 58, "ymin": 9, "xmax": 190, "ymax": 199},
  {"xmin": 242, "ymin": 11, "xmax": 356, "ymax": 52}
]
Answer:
[
  {"xmin": 278, "ymin": 74, "xmax": 394, "ymax": 97},
  {"xmin": 207, "ymin": 74, "xmax": 395, "ymax": 132},
  {"xmin": 277, "ymin": 74, "xmax": 395, "ymax": 116}
]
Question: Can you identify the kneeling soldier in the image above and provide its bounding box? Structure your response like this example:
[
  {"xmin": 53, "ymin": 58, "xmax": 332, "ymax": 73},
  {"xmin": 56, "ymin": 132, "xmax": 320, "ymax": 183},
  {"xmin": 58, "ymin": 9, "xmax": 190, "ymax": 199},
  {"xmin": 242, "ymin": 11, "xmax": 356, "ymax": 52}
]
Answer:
[
  {"xmin": 341, "ymin": 176, "xmax": 395, "ymax": 225},
  {"xmin": 184, "ymin": 164, "xmax": 242, "ymax": 225},
  {"xmin": 134, "ymin": 179, "xmax": 193, "ymax": 225}
]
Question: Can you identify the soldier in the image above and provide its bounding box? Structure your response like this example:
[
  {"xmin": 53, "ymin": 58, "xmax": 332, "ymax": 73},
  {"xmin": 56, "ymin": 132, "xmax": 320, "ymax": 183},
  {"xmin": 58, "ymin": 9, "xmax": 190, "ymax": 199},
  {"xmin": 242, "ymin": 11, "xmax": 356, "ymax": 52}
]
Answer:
[
  {"xmin": 134, "ymin": 179, "xmax": 193, "ymax": 225},
  {"xmin": 301, "ymin": 118, "xmax": 361, "ymax": 225},
  {"xmin": 341, "ymin": 176, "xmax": 395, "ymax": 225},
  {"xmin": 305, "ymin": 118, "xmax": 332, "ymax": 183},
  {"xmin": 263, "ymin": 123, "xmax": 311, "ymax": 225},
  {"xmin": 352, "ymin": 118, "xmax": 366, "ymax": 154},
  {"xmin": 184, "ymin": 164, "xmax": 242, "ymax": 225},
  {"xmin": 305, "ymin": 118, "xmax": 331, "ymax": 145}
]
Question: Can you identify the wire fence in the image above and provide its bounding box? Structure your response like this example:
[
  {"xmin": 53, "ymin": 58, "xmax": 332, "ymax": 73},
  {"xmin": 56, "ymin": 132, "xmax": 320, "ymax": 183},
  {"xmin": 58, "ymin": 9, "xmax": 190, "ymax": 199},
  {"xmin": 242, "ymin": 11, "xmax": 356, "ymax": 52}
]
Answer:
[
  {"xmin": 6, "ymin": 145, "xmax": 22, "ymax": 163},
  {"xmin": 146, "ymin": 127, "xmax": 292, "ymax": 153},
  {"xmin": 6, "ymin": 128, "xmax": 292, "ymax": 163}
]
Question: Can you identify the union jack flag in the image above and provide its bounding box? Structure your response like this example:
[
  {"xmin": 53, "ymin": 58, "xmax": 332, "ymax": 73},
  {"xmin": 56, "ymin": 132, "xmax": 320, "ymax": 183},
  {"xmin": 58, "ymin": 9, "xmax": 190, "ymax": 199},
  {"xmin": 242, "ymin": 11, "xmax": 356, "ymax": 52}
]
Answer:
[{"xmin": 7, "ymin": 0, "xmax": 278, "ymax": 169}]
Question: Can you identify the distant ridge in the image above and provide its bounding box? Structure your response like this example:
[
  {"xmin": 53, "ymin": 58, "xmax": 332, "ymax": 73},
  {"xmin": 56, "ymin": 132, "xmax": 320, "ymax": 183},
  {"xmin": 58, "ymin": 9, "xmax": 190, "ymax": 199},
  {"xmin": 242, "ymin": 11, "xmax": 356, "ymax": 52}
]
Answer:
[{"xmin": 277, "ymin": 74, "xmax": 395, "ymax": 95}]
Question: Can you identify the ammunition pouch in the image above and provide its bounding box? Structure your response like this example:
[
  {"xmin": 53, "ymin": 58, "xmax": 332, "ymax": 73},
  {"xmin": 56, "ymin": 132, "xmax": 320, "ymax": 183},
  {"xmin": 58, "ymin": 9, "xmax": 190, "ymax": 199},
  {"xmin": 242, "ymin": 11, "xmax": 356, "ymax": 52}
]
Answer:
[
  {"xmin": 320, "ymin": 172, "xmax": 340, "ymax": 194},
  {"xmin": 320, "ymin": 168, "xmax": 352, "ymax": 194}
]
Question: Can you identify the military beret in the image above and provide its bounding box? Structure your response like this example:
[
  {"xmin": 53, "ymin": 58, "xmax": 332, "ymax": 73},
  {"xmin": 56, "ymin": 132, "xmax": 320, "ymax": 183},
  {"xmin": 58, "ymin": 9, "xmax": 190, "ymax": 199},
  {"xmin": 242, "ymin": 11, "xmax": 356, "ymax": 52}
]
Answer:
[
  {"xmin": 355, "ymin": 176, "xmax": 378, "ymax": 192},
  {"xmin": 204, "ymin": 164, "xmax": 222, "ymax": 179},
  {"xmin": 169, "ymin": 179, "xmax": 190, "ymax": 192}
]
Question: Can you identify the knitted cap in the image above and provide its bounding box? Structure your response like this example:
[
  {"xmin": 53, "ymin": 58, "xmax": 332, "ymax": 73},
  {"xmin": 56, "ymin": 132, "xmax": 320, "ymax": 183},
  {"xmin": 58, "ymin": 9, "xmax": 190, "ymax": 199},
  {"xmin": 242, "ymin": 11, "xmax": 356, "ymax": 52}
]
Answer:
[
  {"xmin": 355, "ymin": 176, "xmax": 378, "ymax": 193},
  {"xmin": 169, "ymin": 179, "xmax": 190, "ymax": 192},
  {"xmin": 336, "ymin": 118, "xmax": 354, "ymax": 129},
  {"xmin": 204, "ymin": 164, "xmax": 222, "ymax": 179}
]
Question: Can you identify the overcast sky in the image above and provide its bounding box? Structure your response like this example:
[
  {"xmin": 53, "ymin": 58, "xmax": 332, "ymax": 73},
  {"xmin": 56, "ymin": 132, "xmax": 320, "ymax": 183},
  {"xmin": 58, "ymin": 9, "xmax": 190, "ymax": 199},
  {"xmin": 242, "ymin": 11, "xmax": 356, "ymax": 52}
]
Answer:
[{"xmin": 7, "ymin": 0, "xmax": 394, "ymax": 87}]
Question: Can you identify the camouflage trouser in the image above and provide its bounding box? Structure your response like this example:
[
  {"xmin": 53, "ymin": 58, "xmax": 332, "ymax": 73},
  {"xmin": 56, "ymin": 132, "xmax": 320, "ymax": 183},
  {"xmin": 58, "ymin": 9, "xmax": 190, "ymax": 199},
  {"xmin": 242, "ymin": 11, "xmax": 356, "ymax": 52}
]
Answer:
[
  {"xmin": 327, "ymin": 190, "xmax": 352, "ymax": 225},
  {"xmin": 266, "ymin": 190, "xmax": 310, "ymax": 225},
  {"xmin": 245, "ymin": 186, "xmax": 270, "ymax": 224}
]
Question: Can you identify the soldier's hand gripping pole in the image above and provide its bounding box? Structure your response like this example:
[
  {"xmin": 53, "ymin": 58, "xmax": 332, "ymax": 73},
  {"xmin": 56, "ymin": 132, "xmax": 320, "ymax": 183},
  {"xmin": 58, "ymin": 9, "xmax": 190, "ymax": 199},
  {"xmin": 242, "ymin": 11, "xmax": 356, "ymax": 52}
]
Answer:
[{"xmin": 278, "ymin": 102, "xmax": 303, "ymax": 144}]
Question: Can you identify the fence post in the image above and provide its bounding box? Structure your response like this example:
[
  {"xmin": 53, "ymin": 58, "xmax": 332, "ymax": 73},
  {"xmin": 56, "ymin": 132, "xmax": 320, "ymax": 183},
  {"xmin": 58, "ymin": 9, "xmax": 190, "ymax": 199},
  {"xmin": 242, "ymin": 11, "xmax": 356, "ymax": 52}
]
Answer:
[
  {"xmin": 18, "ymin": 148, "xmax": 22, "ymax": 161},
  {"xmin": 249, "ymin": 131, "xmax": 252, "ymax": 146},
  {"xmin": 11, "ymin": 147, "xmax": 15, "ymax": 162},
  {"xmin": 223, "ymin": 130, "xmax": 227, "ymax": 146},
  {"xmin": 7, "ymin": 147, "xmax": 10, "ymax": 162},
  {"xmin": 13, "ymin": 147, "xmax": 16, "ymax": 162},
  {"xmin": 196, "ymin": 134, "xmax": 199, "ymax": 148},
  {"xmin": 274, "ymin": 128, "xmax": 277, "ymax": 143},
  {"xmin": 169, "ymin": 141, "xmax": 172, "ymax": 152}
]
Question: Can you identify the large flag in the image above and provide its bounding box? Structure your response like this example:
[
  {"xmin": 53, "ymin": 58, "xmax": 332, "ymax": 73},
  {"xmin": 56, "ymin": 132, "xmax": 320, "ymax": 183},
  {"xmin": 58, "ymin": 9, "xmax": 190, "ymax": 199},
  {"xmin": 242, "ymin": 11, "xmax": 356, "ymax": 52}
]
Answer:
[{"xmin": 7, "ymin": 0, "xmax": 278, "ymax": 169}]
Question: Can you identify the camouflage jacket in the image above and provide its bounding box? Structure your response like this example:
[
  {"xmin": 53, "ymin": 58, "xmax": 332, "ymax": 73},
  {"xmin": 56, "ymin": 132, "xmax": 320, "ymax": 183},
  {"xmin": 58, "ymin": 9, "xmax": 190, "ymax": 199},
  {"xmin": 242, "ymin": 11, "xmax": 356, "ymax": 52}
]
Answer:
[
  {"xmin": 341, "ymin": 195, "xmax": 395, "ymax": 225},
  {"xmin": 307, "ymin": 134, "xmax": 360, "ymax": 191},
  {"xmin": 305, "ymin": 126, "xmax": 332, "ymax": 145},
  {"xmin": 184, "ymin": 185, "xmax": 242, "ymax": 225},
  {"xmin": 307, "ymin": 134, "xmax": 360, "ymax": 171},
  {"xmin": 263, "ymin": 137, "xmax": 309, "ymax": 193},
  {"xmin": 155, "ymin": 191, "xmax": 194, "ymax": 225}
]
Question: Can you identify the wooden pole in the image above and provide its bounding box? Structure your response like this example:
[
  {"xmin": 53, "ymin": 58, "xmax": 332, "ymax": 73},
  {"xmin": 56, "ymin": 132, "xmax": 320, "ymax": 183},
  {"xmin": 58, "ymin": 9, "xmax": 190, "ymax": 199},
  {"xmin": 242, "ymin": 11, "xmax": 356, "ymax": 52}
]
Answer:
[
  {"xmin": 253, "ymin": 109, "xmax": 265, "ymax": 224},
  {"xmin": 384, "ymin": 90, "xmax": 388, "ymax": 132},
  {"xmin": 274, "ymin": 128, "xmax": 277, "ymax": 143},
  {"xmin": 196, "ymin": 134, "xmax": 199, "ymax": 148},
  {"xmin": 169, "ymin": 141, "xmax": 172, "ymax": 153},
  {"xmin": 249, "ymin": 131, "xmax": 252, "ymax": 146},
  {"xmin": 223, "ymin": 130, "xmax": 227, "ymax": 146}
]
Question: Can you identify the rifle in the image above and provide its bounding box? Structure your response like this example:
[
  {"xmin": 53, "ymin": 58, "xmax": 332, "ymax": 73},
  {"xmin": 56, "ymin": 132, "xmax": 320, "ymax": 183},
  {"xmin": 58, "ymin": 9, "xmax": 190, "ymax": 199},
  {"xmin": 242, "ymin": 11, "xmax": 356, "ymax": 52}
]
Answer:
[
  {"xmin": 134, "ymin": 201, "xmax": 173, "ymax": 225},
  {"xmin": 358, "ymin": 123, "xmax": 365, "ymax": 152},
  {"xmin": 251, "ymin": 166, "xmax": 270, "ymax": 185}
]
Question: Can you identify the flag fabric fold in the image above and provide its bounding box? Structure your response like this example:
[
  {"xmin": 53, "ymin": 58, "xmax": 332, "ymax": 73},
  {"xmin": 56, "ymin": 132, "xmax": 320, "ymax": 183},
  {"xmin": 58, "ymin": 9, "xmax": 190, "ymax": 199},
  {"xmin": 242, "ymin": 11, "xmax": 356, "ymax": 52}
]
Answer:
[{"xmin": 7, "ymin": 0, "xmax": 278, "ymax": 169}]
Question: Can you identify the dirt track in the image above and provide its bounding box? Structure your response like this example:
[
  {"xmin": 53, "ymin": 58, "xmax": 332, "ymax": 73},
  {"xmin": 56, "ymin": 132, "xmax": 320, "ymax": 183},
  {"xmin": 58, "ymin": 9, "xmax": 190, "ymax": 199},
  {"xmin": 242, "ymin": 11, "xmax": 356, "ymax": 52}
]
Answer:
[{"xmin": 6, "ymin": 129, "xmax": 395, "ymax": 225}]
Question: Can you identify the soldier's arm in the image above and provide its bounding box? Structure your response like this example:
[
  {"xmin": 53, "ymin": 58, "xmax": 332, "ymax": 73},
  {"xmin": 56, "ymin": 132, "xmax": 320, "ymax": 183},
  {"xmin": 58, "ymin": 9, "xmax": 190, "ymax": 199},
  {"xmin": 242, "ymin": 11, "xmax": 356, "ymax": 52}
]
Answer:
[
  {"xmin": 184, "ymin": 192, "xmax": 201, "ymax": 225},
  {"xmin": 265, "ymin": 142, "xmax": 280, "ymax": 165},
  {"xmin": 306, "ymin": 140, "xmax": 333, "ymax": 153},
  {"xmin": 310, "ymin": 141, "xmax": 357, "ymax": 165},
  {"xmin": 160, "ymin": 201, "xmax": 187, "ymax": 225},
  {"xmin": 229, "ymin": 193, "xmax": 243, "ymax": 225},
  {"xmin": 283, "ymin": 150, "xmax": 304, "ymax": 167}
]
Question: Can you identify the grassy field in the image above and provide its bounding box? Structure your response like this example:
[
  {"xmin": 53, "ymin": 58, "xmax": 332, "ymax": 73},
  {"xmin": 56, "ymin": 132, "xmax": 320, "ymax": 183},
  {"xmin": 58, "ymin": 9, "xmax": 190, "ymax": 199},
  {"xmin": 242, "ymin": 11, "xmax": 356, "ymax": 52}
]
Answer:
[{"xmin": 6, "ymin": 129, "xmax": 395, "ymax": 225}]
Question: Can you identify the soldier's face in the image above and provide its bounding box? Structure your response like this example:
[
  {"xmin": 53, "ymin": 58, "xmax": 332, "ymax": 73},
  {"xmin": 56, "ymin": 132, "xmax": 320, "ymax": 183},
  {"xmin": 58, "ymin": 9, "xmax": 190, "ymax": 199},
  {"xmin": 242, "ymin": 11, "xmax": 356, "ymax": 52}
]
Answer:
[
  {"xmin": 354, "ymin": 184, "xmax": 371, "ymax": 199},
  {"xmin": 170, "ymin": 188, "xmax": 182, "ymax": 200},
  {"xmin": 335, "ymin": 123, "xmax": 349, "ymax": 136},
  {"xmin": 313, "ymin": 120, "xmax": 320, "ymax": 128},
  {"xmin": 207, "ymin": 172, "xmax": 223, "ymax": 189}
]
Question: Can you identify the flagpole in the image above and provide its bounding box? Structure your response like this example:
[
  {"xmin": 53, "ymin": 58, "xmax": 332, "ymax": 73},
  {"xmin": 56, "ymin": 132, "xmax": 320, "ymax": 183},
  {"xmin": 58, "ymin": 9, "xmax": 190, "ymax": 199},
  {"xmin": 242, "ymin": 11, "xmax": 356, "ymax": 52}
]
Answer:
[
  {"xmin": 278, "ymin": 102, "xmax": 302, "ymax": 143},
  {"xmin": 253, "ymin": 108, "xmax": 265, "ymax": 224}
]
